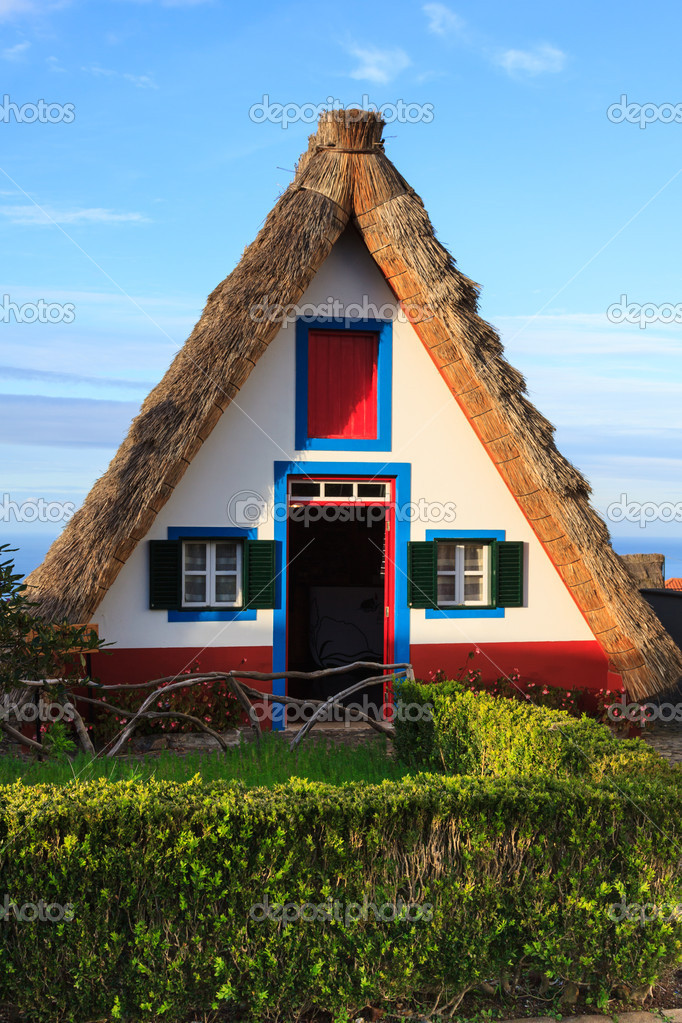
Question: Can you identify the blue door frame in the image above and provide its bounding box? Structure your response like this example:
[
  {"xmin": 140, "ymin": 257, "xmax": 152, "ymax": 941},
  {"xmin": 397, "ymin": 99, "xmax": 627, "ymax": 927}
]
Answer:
[{"xmin": 271, "ymin": 460, "xmax": 411, "ymax": 729}]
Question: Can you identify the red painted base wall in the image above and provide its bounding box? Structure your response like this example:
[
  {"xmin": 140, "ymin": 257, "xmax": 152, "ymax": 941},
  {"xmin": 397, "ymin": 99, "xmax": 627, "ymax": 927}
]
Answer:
[
  {"xmin": 89, "ymin": 640, "xmax": 619, "ymax": 700},
  {"xmin": 88, "ymin": 647, "xmax": 276, "ymax": 730},
  {"xmin": 409, "ymin": 640, "xmax": 616, "ymax": 692}
]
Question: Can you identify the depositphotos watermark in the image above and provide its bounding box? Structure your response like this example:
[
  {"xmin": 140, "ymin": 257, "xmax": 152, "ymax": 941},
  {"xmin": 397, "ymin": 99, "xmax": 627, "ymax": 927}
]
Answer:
[
  {"xmin": 249, "ymin": 295, "xmax": 434, "ymax": 326},
  {"xmin": 607, "ymin": 95, "xmax": 682, "ymax": 128},
  {"xmin": 249, "ymin": 94, "xmax": 434, "ymax": 129},
  {"xmin": 0, "ymin": 896, "xmax": 75, "ymax": 923},
  {"xmin": 606, "ymin": 295, "xmax": 682, "ymax": 329},
  {"xmin": 605, "ymin": 494, "xmax": 682, "ymax": 528},
  {"xmin": 249, "ymin": 894, "xmax": 433, "ymax": 925},
  {"xmin": 0, "ymin": 701, "xmax": 75, "ymax": 724},
  {"xmin": 607, "ymin": 697, "xmax": 682, "ymax": 725},
  {"xmin": 0, "ymin": 95, "xmax": 75, "ymax": 124},
  {"xmin": 248, "ymin": 698, "xmax": 432, "ymax": 726},
  {"xmin": 607, "ymin": 899, "xmax": 682, "ymax": 927},
  {"xmin": 1, "ymin": 296, "xmax": 76, "ymax": 324},
  {"xmin": 226, "ymin": 493, "xmax": 456, "ymax": 528},
  {"xmin": 0, "ymin": 495, "xmax": 76, "ymax": 524}
]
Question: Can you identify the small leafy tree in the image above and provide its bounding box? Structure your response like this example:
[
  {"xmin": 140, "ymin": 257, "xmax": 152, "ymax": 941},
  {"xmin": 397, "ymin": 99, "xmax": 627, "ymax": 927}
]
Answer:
[{"xmin": 0, "ymin": 544, "xmax": 107, "ymax": 748}]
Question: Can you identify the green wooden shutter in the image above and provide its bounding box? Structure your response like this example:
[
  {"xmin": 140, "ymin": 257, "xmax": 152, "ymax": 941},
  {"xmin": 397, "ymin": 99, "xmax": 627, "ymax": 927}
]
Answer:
[
  {"xmin": 407, "ymin": 541, "xmax": 437, "ymax": 608},
  {"xmin": 244, "ymin": 540, "xmax": 276, "ymax": 609},
  {"xmin": 497, "ymin": 541, "xmax": 524, "ymax": 607},
  {"xmin": 149, "ymin": 540, "xmax": 180, "ymax": 610}
]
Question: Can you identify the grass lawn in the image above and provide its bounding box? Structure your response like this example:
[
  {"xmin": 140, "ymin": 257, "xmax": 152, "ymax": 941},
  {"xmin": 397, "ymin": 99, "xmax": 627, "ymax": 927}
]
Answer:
[{"xmin": 0, "ymin": 732, "xmax": 410, "ymax": 787}]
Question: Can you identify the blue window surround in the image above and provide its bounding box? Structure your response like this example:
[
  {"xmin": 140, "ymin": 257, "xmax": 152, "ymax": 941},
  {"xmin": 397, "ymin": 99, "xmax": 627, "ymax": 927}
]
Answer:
[
  {"xmin": 272, "ymin": 460, "xmax": 411, "ymax": 730},
  {"xmin": 424, "ymin": 529, "xmax": 506, "ymax": 619},
  {"xmin": 295, "ymin": 317, "xmax": 392, "ymax": 452},
  {"xmin": 167, "ymin": 526, "xmax": 257, "ymax": 622}
]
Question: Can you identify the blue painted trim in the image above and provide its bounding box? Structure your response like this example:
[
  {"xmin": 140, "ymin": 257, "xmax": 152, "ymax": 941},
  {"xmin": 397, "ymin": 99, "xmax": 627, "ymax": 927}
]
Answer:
[
  {"xmin": 424, "ymin": 529, "xmax": 506, "ymax": 619},
  {"xmin": 167, "ymin": 526, "xmax": 258, "ymax": 622},
  {"xmin": 295, "ymin": 317, "xmax": 392, "ymax": 451},
  {"xmin": 168, "ymin": 609, "xmax": 257, "ymax": 623},
  {"xmin": 168, "ymin": 527, "xmax": 257, "ymax": 541},
  {"xmin": 425, "ymin": 530, "xmax": 505, "ymax": 541},
  {"xmin": 272, "ymin": 460, "xmax": 411, "ymax": 730}
]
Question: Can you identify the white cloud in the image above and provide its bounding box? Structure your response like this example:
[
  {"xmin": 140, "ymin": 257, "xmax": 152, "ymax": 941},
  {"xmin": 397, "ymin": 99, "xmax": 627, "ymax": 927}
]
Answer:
[
  {"xmin": 81, "ymin": 65, "xmax": 158, "ymax": 88},
  {"xmin": 423, "ymin": 3, "xmax": 465, "ymax": 37},
  {"xmin": 0, "ymin": 0, "xmax": 70, "ymax": 20},
  {"xmin": 496, "ymin": 43, "xmax": 566, "ymax": 77},
  {"xmin": 0, "ymin": 205, "xmax": 150, "ymax": 225},
  {"xmin": 0, "ymin": 0, "xmax": 34, "ymax": 16},
  {"xmin": 347, "ymin": 45, "xmax": 410, "ymax": 85},
  {"xmin": 2, "ymin": 40, "xmax": 30, "ymax": 59},
  {"xmin": 0, "ymin": 394, "xmax": 140, "ymax": 448},
  {"xmin": 46, "ymin": 54, "xmax": 65, "ymax": 72}
]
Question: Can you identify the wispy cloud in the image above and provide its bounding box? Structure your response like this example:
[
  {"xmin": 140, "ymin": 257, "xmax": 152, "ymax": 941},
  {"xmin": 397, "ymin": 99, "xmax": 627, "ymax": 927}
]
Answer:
[
  {"xmin": 496, "ymin": 43, "xmax": 567, "ymax": 77},
  {"xmin": 81, "ymin": 64, "xmax": 158, "ymax": 88},
  {"xmin": 423, "ymin": 2, "xmax": 465, "ymax": 37},
  {"xmin": 1, "ymin": 40, "xmax": 29, "ymax": 60},
  {"xmin": 0, "ymin": 0, "xmax": 70, "ymax": 20},
  {"xmin": 0, "ymin": 205, "xmax": 150, "ymax": 225},
  {"xmin": 0, "ymin": 394, "xmax": 140, "ymax": 448},
  {"xmin": 46, "ymin": 54, "xmax": 66, "ymax": 72},
  {"xmin": 347, "ymin": 45, "xmax": 410, "ymax": 85},
  {"xmin": 117, "ymin": 0, "xmax": 213, "ymax": 5},
  {"xmin": 0, "ymin": 0, "xmax": 35, "ymax": 17},
  {"xmin": 0, "ymin": 364, "xmax": 154, "ymax": 392}
]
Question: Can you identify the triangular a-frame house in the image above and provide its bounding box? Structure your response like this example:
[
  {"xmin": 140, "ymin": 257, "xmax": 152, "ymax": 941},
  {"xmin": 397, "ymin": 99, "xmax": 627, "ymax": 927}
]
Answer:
[{"xmin": 26, "ymin": 110, "xmax": 682, "ymax": 707}]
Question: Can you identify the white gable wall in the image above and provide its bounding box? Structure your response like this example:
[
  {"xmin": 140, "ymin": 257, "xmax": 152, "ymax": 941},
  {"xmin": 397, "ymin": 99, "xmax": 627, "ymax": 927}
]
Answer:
[{"xmin": 95, "ymin": 228, "xmax": 593, "ymax": 649}]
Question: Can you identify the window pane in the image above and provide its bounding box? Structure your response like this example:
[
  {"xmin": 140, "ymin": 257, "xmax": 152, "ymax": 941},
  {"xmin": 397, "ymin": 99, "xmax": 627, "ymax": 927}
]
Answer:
[
  {"xmin": 464, "ymin": 576, "xmax": 484, "ymax": 602},
  {"xmin": 290, "ymin": 481, "xmax": 320, "ymax": 498},
  {"xmin": 184, "ymin": 575, "xmax": 206, "ymax": 603},
  {"xmin": 184, "ymin": 543, "xmax": 206, "ymax": 571},
  {"xmin": 464, "ymin": 544, "xmax": 484, "ymax": 572},
  {"xmin": 437, "ymin": 575, "xmax": 456, "ymax": 604},
  {"xmin": 437, "ymin": 542, "xmax": 456, "ymax": 572},
  {"xmin": 324, "ymin": 482, "xmax": 354, "ymax": 497},
  {"xmin": 215, "ymin": 542, "xmax": 237, "ymax": 572},
  {"xmin": 357, "ymin": 483, "xmax": 386, "ymax": 498},
  {"xmin": 215, "ymin": 574, "xmax": 237, "ymax": 604}
]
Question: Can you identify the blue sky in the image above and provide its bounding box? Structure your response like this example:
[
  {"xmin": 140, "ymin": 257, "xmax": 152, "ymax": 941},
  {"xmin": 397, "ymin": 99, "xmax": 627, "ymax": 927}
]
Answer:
[{"xmin": 1, "ymin": 0, "xmax": 681, "ymax": 580}]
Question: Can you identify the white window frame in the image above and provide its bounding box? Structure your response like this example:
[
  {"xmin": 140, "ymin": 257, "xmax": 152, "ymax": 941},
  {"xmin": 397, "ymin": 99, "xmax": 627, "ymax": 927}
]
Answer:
[
  {"xmin": 181, "ymin": 539, "xmax": 243, "ymax": 609},
  {"xmin": 437, "ymin": 541, "xmax": 490, "ymax": 607}
]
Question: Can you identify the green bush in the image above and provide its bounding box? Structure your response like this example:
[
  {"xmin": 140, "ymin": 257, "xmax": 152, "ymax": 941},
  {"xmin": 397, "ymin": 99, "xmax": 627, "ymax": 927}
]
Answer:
[
  {"xmin": 394, "ymin": 679, "xmax": 668, "ymax": 782},
  {"xmin": 0, "ymin": 773, "xmax": 681, "ymax": 1022}
]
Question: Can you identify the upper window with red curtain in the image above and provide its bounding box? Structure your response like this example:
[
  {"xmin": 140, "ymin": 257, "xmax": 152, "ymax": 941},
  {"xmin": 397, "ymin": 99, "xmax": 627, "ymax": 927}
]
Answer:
[
  {"xmin": 307, "ymin": 329, "xmax": 378, "ymax": 440},
  {"xmin": 295, "ymin": 317, "xmax": 392, "ymax": 452}
]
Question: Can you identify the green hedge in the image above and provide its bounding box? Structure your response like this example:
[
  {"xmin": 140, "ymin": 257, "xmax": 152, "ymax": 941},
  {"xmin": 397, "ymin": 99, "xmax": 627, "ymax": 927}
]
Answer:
[
  {"xmin": 393, "ymin": 680, "xmax": 670, "ymax": 781},
  {"xmin": 0, "ymin": 773, "xmax": 681, "ymax": 1021}
]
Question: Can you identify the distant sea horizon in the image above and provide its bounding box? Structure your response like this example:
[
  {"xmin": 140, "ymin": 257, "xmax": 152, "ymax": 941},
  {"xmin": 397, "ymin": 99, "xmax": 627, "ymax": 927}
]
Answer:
[{"xmin": 5, "ymin": 530, "xmax": 682, "ymax": 585}]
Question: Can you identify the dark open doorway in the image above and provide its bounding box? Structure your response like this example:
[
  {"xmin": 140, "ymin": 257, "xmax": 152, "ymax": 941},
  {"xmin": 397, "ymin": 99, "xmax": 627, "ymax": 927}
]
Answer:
[{"xmin": 286, "ymin": 506, "xmax": 387, "ymax": 720}]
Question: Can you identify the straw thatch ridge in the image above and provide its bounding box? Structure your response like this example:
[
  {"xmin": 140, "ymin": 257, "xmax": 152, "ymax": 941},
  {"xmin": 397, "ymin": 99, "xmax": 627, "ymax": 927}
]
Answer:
[{"xmin": 25, "ymin": 109, "xmax": 682, "ymax": 700}]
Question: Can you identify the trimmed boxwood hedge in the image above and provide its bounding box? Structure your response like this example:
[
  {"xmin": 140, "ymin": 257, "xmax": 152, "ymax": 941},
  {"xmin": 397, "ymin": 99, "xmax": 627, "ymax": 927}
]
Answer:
[
  {"xmin": 393, "ymin": 679, "xmax": 671, "ymax": 781},
  {"xmin": 0, "ymin": 764, "xmax": 681, "ymax": 1021}
]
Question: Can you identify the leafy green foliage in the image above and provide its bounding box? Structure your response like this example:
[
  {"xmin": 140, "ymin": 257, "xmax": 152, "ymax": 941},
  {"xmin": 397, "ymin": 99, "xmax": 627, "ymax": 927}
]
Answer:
[
  {"xmin": 0, "ymin": 772, "xmax": 680, "ymax": 1021},
  {"xmin": 0, "ymin": 543, "xmax": 106, "ymax": 693},
  {"xmin": 393, "ymin": 678, "xmax": 665, "ymax": 782}
]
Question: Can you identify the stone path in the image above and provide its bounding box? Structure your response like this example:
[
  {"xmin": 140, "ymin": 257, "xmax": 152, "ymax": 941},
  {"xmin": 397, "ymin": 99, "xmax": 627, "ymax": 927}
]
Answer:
[
  {"xmin": 507, "ymin": 1014, "xmax": 682, "ymax": 1023},
  {"xmin": 641, "ymin": 724, "xmax": 682, "ymax": 765}
]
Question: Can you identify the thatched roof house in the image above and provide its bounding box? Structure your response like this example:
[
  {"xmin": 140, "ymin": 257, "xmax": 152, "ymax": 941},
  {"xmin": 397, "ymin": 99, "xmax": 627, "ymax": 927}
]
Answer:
[{"xmin": 25, "ymin": 109, "xmax": 682, "ymax": 704}]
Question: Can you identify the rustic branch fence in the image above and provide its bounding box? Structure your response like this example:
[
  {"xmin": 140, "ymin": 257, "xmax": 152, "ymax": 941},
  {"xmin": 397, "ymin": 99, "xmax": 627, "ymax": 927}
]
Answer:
[{"xmin": 5, "ymin": 662, "xmax": 414, "ymax": 757}]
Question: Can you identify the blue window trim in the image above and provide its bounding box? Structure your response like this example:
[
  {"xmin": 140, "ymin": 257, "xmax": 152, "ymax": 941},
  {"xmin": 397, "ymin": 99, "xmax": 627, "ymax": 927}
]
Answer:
[
  {"xmin": 295, "ymin": 317, "xmax": 392, "ymax": 451},
  {"xmin": 272, "ymin": 460, "xmax": 411, "ymax": 730},
  {"xmin": 167, "ymin": 526, "xmax": 257, "ymax": 622},
  {"xmin": 424, "ymin": 529, "xmax": 506, "ymax": 619}
]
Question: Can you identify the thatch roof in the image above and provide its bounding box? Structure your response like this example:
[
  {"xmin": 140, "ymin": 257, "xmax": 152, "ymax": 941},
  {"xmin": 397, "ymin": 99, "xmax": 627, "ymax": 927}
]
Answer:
[
  {"xmin": 25, "ymin": 109, "xmax": 682, "ymax": 701},
  {"xmin": 620, "ymin": 553, "xmax": 665, "ymax": 590}
]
